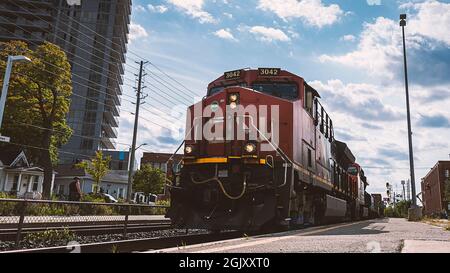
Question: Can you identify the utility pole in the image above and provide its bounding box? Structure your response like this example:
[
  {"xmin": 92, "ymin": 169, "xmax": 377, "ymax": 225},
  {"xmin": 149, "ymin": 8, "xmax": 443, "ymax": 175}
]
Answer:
[
  {"xmin": 127, "ymin": 60, "xmax": 147, "ymax": 202},
  {"xmin": 400, "ymin": 15, "xmax": 419, "ymax": 219},
  {"xmin": 401, "ymin": 180, "xmax": 406, "ymax": 201}
]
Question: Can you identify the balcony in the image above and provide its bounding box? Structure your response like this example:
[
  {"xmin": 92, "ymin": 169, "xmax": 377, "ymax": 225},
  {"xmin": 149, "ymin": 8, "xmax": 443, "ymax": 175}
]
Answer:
[
  {"xmin": 101, "ymin": 137, "xmax": 116, "ymax": 150},
  {"xmin": 103, "ymin": 111, "xmax": 119, "ymax": 128},
  {"xmin": 105, "ymin": 102, "xmax": 120, "ymax": 117},
  {"xmin": 102, "ymin": 123, "xmax": 118, "ymax": 139},
  {"xmin": 0, "ymin": 5, "xmax": 53, "ymax": 20},
  {"xmin": 0, "ymin": 17, "xmax": 51, "ymax": 31}
]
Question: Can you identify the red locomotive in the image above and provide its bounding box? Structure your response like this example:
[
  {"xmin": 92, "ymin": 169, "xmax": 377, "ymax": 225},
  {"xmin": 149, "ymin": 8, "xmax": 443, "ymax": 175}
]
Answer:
[{"xmin": 167, "ymin": 68, "xmax": 373, "ymax": 231}]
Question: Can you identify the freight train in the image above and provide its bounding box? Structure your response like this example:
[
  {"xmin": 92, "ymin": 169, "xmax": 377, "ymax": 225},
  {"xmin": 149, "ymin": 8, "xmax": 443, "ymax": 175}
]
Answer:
[{"xmin": 167, "ymin": 68, "xmax": 376, "ymax": 231}]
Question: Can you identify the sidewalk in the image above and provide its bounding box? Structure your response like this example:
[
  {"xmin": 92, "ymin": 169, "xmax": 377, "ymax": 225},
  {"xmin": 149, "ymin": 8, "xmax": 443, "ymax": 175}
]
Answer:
[{"xmin": 402, "ymin": 240, "xmax": 450, "ymax": 253}]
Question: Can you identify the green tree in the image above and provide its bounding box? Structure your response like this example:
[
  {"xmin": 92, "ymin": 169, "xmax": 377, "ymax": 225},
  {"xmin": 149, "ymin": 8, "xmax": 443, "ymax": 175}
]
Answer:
[
  {"xmin": 0, "ymin": 41, "xmax": 72, "ymax": 198},
  {"xmin": 75, "ymin": 151, "xmax": 111, "ymax": 194},
  {"xmin": 133, "ymin": 164, "xmax": 165, "ymax": 195}
]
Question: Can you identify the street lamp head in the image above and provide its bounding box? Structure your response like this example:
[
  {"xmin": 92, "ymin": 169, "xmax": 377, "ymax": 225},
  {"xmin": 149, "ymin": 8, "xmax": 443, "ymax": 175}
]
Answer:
[
  {"xmin": 11, "ymin": 55, "xmax": 31, "ymax": 62},
  {"xmin": 400, "ymin": 14, "xmax": 407, "ymax": 27}
]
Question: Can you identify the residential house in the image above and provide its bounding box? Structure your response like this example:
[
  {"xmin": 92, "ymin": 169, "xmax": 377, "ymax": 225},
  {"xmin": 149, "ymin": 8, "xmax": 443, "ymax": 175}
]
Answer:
[
  {"xmin": 54, "ymin": 163, "xmax": 129, "ymax": 200},
  {"xmin": 0, "ymin": 150, "xmax": 55, "ymax": 199}
]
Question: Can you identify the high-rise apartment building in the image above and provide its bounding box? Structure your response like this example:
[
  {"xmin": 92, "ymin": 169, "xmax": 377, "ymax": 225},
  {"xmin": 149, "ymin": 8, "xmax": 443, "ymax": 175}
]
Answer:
[{"xmin": 0, "ymin": 0, "xmax": 131, "ymax": 163}]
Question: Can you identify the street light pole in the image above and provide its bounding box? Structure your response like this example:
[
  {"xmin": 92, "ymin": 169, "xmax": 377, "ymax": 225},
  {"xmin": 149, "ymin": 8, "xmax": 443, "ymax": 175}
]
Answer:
[
  {"xmin": 400, "ymin": 14, "xmax": 417, "ymax": 208},
  {"xmin": 0, "ymin": 55, "xmax": 31, "ymax": 133}
]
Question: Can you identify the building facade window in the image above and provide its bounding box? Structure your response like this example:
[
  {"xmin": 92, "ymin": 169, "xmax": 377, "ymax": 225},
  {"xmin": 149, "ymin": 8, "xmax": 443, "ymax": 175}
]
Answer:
[
  {"xmin": 58, "ymin": 184, "xmax": 65, "ymax": 195},
  {"xmin": 32, "ymin": 176, "xmax": 39, "ymax": 191}
]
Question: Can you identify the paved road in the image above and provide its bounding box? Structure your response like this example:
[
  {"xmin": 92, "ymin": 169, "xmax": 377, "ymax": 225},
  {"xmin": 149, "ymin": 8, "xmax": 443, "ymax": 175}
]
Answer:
[{"xmin": 150, "ymin": 218, "xmax": 449, "ymax": 253}]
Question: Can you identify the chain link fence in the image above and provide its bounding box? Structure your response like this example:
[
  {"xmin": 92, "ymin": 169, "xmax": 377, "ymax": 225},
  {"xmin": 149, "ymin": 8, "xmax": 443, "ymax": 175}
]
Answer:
[{"xmin": 0, "ymin": 198, "xmax": 170, "ymax": 248}]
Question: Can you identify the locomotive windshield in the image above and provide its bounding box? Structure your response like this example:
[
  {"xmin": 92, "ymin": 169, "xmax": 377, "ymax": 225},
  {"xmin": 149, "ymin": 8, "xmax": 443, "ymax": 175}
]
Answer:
[
  {"xmin": 252, "ymin": 83, "xmax": 298, "ymax": 100},
  {"xmin": 208, "ymin": 83, "xmax": 247, "ymax": 96}
]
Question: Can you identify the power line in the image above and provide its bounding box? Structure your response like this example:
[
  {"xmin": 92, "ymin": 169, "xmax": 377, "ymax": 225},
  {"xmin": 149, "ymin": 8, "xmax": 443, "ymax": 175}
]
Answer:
[
  {"xmin": 143, "ymin": 78, "xmax": 191, "ymax": 107},
  {"xmin": 11, "ymin": 70, "xmax": 179, "ymax": 133},
  {"xmin": 147, "ymin": 61, "xmax": 200, "ymax": 97},
  {"xmin": 15, "ymin": 0, "xmax": 205, "ymax": 104},
  {"xmin": 3, "ymin": 2, "xmax": 202, "ymax": 108},
  {"xmin": 0, "ymin": 25, "xmax": 137, "ymax": 102},
  {"xmin": 146, "ymin": 69, "xmax": 194, "ymax": 102},
  {"xmin": 0, "ymin": 19, "xmax": 138, "ymax": 91},
  {"xmin": 6, "ymin": 0, "xmax": 141, "ymax": 73}
]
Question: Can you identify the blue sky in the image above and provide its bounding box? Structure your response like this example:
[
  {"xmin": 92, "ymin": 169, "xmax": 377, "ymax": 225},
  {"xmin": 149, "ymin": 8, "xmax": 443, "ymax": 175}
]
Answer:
[{"xmin": 116, "ymin": 0, "xmax": 450, "ymax": 197}]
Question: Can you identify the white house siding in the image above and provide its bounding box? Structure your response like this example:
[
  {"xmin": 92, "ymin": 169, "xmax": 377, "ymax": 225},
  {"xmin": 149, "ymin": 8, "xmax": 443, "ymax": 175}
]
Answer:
[{"xmin": 53, "ymin": 177, "xmax": 128, "ymax": 199}]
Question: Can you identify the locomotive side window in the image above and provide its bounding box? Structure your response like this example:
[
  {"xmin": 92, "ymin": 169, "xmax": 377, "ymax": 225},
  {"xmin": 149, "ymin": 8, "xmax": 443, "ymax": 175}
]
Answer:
[
  {"xmin": 320, "ymin": 106, "xmax": 325, "ymax": 134},
  {"xmin": 252, "ymin": 83, "xmax": 298, "ymax": 100},
  {"xmin": 307, "ymin": 148, "xmax": 312, "ymax": 168},
  {"xmin": 305, "ymin": 89, "xmax": 313, "ymax": 114}
]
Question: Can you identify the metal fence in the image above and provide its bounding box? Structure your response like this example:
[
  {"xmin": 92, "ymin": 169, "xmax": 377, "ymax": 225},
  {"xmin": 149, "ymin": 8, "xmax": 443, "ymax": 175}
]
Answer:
[{"xmin": 0, "ymin": 198, "xmax": 170, "ymax": 247}]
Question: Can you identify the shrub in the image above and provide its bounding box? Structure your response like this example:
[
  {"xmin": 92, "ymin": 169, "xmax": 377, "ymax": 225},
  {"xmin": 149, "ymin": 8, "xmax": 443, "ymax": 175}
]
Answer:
[
  {"xmin": 0, "ymin": 192, "xmax": 19, "ymax": 215},
  {"xmin": 384, "ymin": 200, "xmax": 411, "ymax": 218},
  {"xmin": 24, "ymin": 227, "xmax": 76, "ymax": 246}
]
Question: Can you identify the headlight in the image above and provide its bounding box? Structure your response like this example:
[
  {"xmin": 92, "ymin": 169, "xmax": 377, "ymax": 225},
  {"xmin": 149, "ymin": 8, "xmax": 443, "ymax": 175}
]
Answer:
[
  {"xmin": 185, "ymin": 145, "xmax": 193, "ymax": 154},
  {"xmin": 229, "ymin": 102, "xmax": 237, "ymax": 109},
  {"xmin": 229, "ymin": 94, "xmax": 238, "ymax": 102},
  {"xmin": 244, "ymin": 143, "xmax": 256, "ymax": 153}
]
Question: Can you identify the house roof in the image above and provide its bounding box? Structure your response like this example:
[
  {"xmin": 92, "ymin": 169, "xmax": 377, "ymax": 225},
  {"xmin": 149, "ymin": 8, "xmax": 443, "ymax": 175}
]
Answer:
[
  {"xmin": 55, "ymin": 165, "xmax": 130, "ymax": 184},
  {"xmin": 55, "ymin": 164, "xmax": 86, "ymax": 177},
  {"xmin": 0, "ymin": 149, "xmax": 21, "ymax": 166},
  {"xmin": 0, "ymin": 149, "xmax": 29, "ymax": 167}
]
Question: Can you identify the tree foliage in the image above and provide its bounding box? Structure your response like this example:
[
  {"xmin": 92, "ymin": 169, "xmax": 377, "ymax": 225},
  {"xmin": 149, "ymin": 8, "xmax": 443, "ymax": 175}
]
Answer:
[
  {"xmin": 75, "ymin": 151, "xmax": 111, "ymax": 194},
  {"xmin": 133, "ymin": 164, "xmax": 165, "ymax": 195},
  {"xmin": 384, "ymin": 200, "xmax": 412, "ymax": 218},
  {"xmin": 0, "ymin": 41, "xmax": 73, "ymax": 198}
]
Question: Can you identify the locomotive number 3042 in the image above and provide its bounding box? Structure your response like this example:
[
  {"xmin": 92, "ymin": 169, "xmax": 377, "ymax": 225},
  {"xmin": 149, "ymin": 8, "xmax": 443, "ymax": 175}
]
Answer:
[
  {"xmin": 258, "ymin": 68, "xmax": 280, "ymax": 76},
  {"xmin": 224, "ymin": 70, "xmax": 242, "ymax": 79}
]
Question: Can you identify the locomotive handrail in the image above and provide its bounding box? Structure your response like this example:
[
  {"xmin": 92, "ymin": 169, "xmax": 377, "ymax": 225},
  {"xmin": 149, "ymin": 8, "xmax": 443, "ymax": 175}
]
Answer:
[
  {"xmin": 240, "ymin": 114, "xmax": 291, "ymax": 188},
  {"xmin": 238, "ymin": 114, "xmax": 292, "ymax": 165}
]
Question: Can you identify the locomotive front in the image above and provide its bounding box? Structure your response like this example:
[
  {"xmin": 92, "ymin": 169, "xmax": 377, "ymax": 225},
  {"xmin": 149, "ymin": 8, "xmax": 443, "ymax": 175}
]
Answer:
[{"xmin": 167, "ymin": 68, "xmax": 300, "ymax": 231}]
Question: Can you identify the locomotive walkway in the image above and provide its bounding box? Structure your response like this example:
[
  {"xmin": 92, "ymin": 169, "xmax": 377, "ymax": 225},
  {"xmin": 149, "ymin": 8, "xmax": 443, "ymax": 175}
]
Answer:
[{"xmin": 148, "ymin": 218, "xmax": 450, "ymax": 253}]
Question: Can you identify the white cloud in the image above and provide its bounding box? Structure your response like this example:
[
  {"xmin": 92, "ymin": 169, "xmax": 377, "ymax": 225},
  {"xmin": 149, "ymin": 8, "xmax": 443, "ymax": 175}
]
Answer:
[
  {"xmin": 167, "ymin": 0, "xmax": 217, "ymax": 24},
  {"xmin": 340, "ymin": 34, "xmax": 356, "ymax": 42},
  {"xmin": 248, "ymin": 26, "xmax": 291, "ymax": 42},
  {"xmin": 134, "ymin": 5, "xmax": 146, "ymax": 12},
  {"xmin": 148, "ymin": 4, "xmax": 168, "ymax": 13},
  {"xmin": 223, "ymin": 12, "xmax": 233, "ymax": 19},
  {"xmin": 400, "ymin": 0, "xmax": 450, "ymax": 45},
  {"xmin": 257, "ymin": 0, "xmax": 344, "ymax": 28},
  {"xmin": 213, "ymin": 28, "xmax": 237, "ymax": 41},
  {"xmin": 319, "ymin": 1, "xmax": 450, "ymax": 79},
  {"xmin": 308, "ymin": 79, "xmax": 450, "ymax": 197},
  {"xmin": 367, "ymin": 0, "xmax": 381, "ymax": 5},
  {"xmin": 319, "ymin": 17, "xmax": 403, "ymax": 79},
  {"xmin": 129, "ymin": 22, "xmax": 149, "ymax": 41}
]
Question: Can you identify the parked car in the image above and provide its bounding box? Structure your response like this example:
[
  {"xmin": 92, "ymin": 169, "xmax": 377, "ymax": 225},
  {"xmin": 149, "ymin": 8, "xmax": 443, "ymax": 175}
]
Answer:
[{"xmin": 102, "ymin": 193, "xmax": 118, "ymax": 203}]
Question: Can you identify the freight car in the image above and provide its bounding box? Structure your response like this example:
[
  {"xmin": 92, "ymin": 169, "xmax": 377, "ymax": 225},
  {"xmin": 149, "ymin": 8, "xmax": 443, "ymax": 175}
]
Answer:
[{"xmin": 167, "ymin": 68, "xmax": 372, "ymax": 231}]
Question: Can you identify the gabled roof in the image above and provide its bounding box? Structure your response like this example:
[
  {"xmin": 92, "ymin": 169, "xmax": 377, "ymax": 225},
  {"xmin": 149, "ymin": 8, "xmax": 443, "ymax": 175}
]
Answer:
[{"xmin": 0, "ymin": 149, "xmax": 29, "ymax": 167}]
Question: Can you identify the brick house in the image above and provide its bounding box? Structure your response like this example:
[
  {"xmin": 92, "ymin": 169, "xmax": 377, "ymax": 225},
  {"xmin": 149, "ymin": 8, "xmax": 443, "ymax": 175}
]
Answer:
[{"xmin": 421, "ymin": 161, "xmax": 450, "ymax": 216}]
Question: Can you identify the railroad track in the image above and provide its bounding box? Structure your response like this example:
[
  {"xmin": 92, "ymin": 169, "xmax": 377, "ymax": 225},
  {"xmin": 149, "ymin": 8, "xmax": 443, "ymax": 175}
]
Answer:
[
  {"xmin": 1, "ymin": 231, "xmax": 244, "ymax": 253},
  {"xmin": 0, "ymin": 220, "xmax": 172, "ymax": 241}
]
